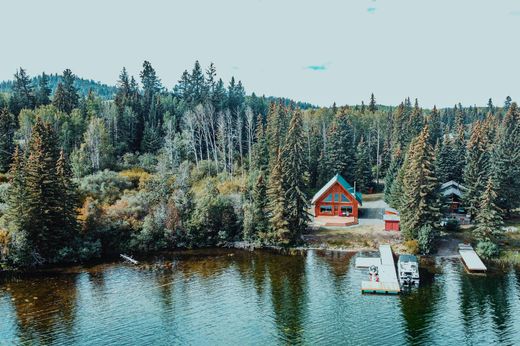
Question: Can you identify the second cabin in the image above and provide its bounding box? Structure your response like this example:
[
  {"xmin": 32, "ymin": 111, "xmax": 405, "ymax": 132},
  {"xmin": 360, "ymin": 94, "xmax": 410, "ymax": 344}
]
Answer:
[{"xmin": 311, "ymin": 174, "xmax": 363, "ymax": 226}]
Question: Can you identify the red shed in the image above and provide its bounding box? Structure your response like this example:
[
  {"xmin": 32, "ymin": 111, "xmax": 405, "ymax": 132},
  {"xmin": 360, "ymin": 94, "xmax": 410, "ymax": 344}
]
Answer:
[{"xmin": 384, "ymin": 214, "xmax": 400, "ymax": 231}]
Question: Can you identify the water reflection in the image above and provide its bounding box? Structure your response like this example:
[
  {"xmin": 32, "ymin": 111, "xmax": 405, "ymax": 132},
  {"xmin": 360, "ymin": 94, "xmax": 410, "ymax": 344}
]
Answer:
[
  {"xmin": 399, "ymin": 265, "xmax": 441, "ymax": 345},
  {"xmin": 1, "ymin": 250, "xmax": 520, "ymax": 345},
  {"xmin": 4, "ymin": 272, "xmax": 78, "ymax": 344},
  {"xmin": 264, "ymin": 251, "xmax": 308, "ymax": 343}
]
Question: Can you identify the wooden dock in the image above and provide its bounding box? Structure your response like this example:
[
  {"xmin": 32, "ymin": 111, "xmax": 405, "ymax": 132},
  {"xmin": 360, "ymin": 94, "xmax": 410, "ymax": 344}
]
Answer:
[
  {"xmin": 458, "ymin": 244, "xmax": 487, "ymax": 273},
  {"xmin": 356, "ymin": 244, "xmax": 401, "ymax": 294}
]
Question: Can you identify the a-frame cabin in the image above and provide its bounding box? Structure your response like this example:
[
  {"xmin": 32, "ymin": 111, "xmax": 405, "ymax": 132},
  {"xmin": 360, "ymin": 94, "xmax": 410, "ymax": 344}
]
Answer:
[{"xmin": 311, "ymin": 174, "xmax": 363, "ymax": 224}]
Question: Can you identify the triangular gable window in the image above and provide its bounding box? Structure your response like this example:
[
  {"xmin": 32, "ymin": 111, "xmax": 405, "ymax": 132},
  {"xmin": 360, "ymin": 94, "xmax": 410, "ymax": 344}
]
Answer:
[{"xmin": 324, "ymin": 194, "xmax": 333, "ymax": 202}]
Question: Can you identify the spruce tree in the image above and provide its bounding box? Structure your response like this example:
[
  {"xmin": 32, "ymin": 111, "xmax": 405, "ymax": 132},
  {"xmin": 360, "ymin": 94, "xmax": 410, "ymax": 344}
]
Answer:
[
  {"xmin": 451, "ymin": 120, "xmax": 466, "ymax": 181},
  {"xmin": 326, "ymin": 111, "xmax": 356, "ymax": 183},
  {"xmin": 463, "ymin": 121, "xmax": 491, "ymax": 219},
  {"xmin": 6, "ymin": 146, "xmax": 31, "ymax": 265},
  {"xmin": 492, "ymin": 102, "xmax": 520, "ymax": 216},
  {"xmin": 368, "ymin": 93, "xmax": 377, "ymax": 113},
  {"xmin": 355, "ymin": 136, "xmax": 373, "ymax": 193},
  {"xmin": 61, "ymin": 69, "xmax": 79, "ymax": 113},
  {"xmin": 267, "ymin": 150, "xmax": 290, "ymax": 245},
  {"xmin": 18, "ymin": 120, "xmax": 78, "ymax": 263},
  {"xmin": 474, "ymin": 177, "xmax": 503, "ymax": 242},
  {"xmin": 435, "ymin": 133, "xmax": 454, "ymax": 183},
  {"xmin": 251, "ymin": 173, "xmax": 269, "ymax": 242},
  {"xmin": 10, "ymin": 67, "xmax": 35, "ymax": 115},
  {"xmin": 400, "ymin": 127, "xmax": 441, "ymax": 240},
  {"xmin": 252, "ymin": 115, "xmax": 268, "ymax": 172},
  {"xmin": 52, "ymin": 82, "xmax": 68, "ymax": 113},
  {"xmin": 281, "ymin": 109, "xmax": 309, "ymax": 244},
  {"xmin": 35, "ymin": 72, "xmax": 51, "ymax": 107},
  {"xmin": 384, "ymin": 146, "xmax": 403, "ymax": 204},
  {"xmin": 0, "ymin": 108, "xmax": 15, "ymax": 172}
]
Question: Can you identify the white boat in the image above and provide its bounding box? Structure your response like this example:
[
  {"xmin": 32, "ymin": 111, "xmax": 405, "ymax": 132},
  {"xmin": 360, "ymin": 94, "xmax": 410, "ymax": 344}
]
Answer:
[{"xmin": 397, "ymin": 255, "xmax": 419, "ymax": 287}]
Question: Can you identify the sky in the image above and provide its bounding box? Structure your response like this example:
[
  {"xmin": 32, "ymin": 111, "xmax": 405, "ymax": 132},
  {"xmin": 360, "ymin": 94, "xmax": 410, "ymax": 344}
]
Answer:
[{"xmin": 1, "ymin": 0, "xmax": 520, "ymax": 107}]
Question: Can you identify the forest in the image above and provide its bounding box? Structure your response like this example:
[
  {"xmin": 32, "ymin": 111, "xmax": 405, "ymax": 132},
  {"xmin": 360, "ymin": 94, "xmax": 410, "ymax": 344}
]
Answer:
[{"xmin": 0, "ymin": 61, "xmax": 518, "ymax": 268}]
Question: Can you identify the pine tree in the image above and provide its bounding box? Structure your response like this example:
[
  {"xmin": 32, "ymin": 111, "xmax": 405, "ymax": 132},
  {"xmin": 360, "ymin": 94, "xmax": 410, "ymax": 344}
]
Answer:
[
  {"xmin": 435, "ymin": 133, "xmax": 454, "ymax": 183},
  {"xmin": 474, "ymin": 177, "xmax": 503, "ymax": 242},
  {"xmin": 355, "ymin": 136, "xmax": 373, "ymax": 193},
  {"xmin": 0, "ymin": 108, "xmax": 15, "ymax": 172},
  {"xmin": 463, "ymin": 121, "xmax": 491, "ymax": 219},
  {"xmin": 280, "ymin": 109, "xmax": 309, "ymax": 244},
  {"xmin": 400, "ymin": 127, "xmax": 441, "ymax": 240},
  {"xmin": 492, "ymin": 102, "xmax": 520, "ymax": 216},
  {"xmin": 326, "ymin": 112, "xmax": 356, "ymax": 183}
]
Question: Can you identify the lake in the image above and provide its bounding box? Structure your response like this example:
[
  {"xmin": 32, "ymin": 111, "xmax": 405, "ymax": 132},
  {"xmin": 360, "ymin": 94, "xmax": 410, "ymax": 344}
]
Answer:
[{"xmin": 1, "ymin": 249, "xmax": 520, "ymax": 345}]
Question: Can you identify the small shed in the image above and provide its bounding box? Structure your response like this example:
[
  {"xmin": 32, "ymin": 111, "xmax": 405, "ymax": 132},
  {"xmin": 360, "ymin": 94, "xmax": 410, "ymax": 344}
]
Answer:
[{"xmin": 384, "ymin": 214, "xmax": 400, "ymax": 231}]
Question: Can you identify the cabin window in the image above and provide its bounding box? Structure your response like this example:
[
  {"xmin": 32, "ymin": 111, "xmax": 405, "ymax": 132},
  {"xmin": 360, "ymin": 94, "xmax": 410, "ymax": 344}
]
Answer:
[
  {"xmin": 320, "ymin": 205, "xmax": 333, "ymax": 213},
  {"xmin": 334, "ymin": 193, "xmax": 339, "ymax": 202},
  {"xmin": 341, "ymin": 206, "xmax": 353, "ymax": 216},
  {"xmin": 341, "ymin": 194, "xmax": 349, "ymax": 202},
  {"xmin": 324, "ymin": 194, "xmax": 333, "ymax": 202}
]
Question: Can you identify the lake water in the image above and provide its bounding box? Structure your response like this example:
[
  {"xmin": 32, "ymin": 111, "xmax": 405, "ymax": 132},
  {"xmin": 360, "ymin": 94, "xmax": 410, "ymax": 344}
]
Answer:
[{"xmin": 1, "ymin": 249, "xmax": 520, "ymax": 345}]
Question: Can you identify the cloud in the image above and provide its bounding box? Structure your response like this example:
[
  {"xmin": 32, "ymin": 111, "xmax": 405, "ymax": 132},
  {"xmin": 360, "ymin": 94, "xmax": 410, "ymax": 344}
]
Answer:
[
  {"xmin": 367, "ymin": 7, "xmax": 376, "ymax": 14},
  {"xmin": 510, "ymin": 10, "xmax": 520, "ymax": 16},
  {"xmin": 306, "ymin": 64, "xmax": 327, "ymax": 71}
]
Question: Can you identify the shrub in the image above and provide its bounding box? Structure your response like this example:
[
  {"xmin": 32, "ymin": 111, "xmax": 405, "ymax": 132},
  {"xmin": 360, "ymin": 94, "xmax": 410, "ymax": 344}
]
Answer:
[
  {"xmin": 119, "ymin": 168, "xmax": 151, "ymax": 189},
  {"xmin": 476, "ymin": 241, "xmax": 499, "ymax": 259},
  {"xmin": 418, "ymin": 224, "xmax": 438, "ymax": 254},
  {"xmin": 138, "ymin": 153, "xmax": 158, "ymax": 172},
  {"xmin": 190, "ymin": 160, "xmax": 218, "ymax": 182},
  {"xmin": 0, "ymin": 183, "xmax": 10, "ymax": 204},
  {"xmin": 77, "ymin": 170, "xmax": 133, "ymax": 204},
  {"xmin": 403, "ymin": 240, "xmax": 419, "ymax": 255}
]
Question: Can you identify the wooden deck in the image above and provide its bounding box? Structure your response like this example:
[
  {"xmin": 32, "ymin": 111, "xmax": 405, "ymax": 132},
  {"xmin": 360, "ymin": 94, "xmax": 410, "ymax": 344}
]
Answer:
[
  {"xmin": 459, "ymin": 244, "xmax": 487, "ymax": 273},
  {"xmin": 356, "ymin": 244, "xmax": 401, "ymax": 294},
  {"xmin": 313, "ymin": 216, "xmax": 357, "ymax": 227}
]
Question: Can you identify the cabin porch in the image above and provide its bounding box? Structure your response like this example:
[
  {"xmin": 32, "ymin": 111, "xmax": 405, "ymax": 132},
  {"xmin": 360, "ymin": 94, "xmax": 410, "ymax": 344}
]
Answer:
[{"xmin": 312, "ymin": 215, "xmax": 358, "ymax": 227}]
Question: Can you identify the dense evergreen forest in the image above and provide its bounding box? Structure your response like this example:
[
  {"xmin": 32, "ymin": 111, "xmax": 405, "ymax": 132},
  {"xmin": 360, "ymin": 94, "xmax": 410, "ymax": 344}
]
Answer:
[{"xmin": 0, "ymin": 61, "xmax": 518, "ymax": 267}]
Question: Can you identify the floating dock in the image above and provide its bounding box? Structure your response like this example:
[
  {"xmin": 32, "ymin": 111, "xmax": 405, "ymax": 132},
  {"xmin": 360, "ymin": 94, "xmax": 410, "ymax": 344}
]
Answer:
[
  {"xmin": 458, "ymin": 244, "xmax": 487, "ymax": 273},
  {"xmin": 355, "ymin": 244, "xmax": 400, "ymax": 294}
]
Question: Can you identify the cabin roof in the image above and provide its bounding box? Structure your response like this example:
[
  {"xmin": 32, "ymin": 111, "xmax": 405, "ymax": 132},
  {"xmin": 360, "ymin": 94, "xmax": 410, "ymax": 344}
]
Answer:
[
  {"xmin": 399, "ymin": 254, "xmax": 418, "ymax": 263},
  {"xmin": 383, "ymin": 214, "xmax": 400, "ymax": 222},
  {"xmin": 311, "ymin": 174, "xmax": 363, "ymax": 205},
  {"xmin": 440, "ymin": 181, "xmax": 466, "ymax": 198}
]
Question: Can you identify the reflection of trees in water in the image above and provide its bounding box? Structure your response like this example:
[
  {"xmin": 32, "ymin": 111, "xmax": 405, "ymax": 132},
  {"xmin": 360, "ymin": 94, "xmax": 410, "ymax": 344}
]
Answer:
[
  {"xmin": 314, "ymin": 250, "xmax": 353, "ymax": 289},
  {"xmin": 6, "ymin": 273, "xmax": 78, "ymax": 344},
  {"xmin": 459, "ymin": 269, "xmax": 513, "ymax": 343},
  {"xmin": 265, "ymin": 252, "xmax": 308, "ymax": 344},
  {"xmin": 399, "ymin": 266, "xmax": 441, "ymax": 345}
]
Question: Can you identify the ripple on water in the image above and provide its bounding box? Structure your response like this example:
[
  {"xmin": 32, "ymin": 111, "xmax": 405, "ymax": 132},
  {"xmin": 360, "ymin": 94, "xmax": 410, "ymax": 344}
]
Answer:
[{"xmin": 2, "ymin": 249, "xmax": 520, "ymax": 345}]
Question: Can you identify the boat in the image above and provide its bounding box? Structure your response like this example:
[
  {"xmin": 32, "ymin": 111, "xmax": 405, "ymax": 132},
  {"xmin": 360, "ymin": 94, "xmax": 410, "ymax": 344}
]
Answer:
[{"xmin": 397, "ymin": 254, "xmax": 419, "ymax": 287}]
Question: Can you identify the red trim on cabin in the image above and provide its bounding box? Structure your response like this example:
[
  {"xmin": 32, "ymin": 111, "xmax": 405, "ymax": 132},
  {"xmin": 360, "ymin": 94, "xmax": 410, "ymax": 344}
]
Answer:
[{"xmin": 314, "ymin": 182, "xmax": 359, "ymax": 218}]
